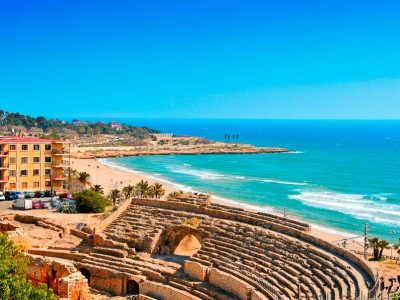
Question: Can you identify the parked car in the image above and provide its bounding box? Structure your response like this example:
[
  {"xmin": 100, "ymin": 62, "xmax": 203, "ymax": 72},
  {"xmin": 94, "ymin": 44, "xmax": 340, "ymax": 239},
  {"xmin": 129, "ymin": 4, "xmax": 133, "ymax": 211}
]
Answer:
[
  {"xmin": 35, "ymin": 191, "xmax": 46, "ymax": 198},
  {"xmin": 23, "ymin": 191, "xmax": 35, "ymax": 198},
  {"xmin": 59, "ymin": 192, "xmax": 72, "ymax": 200},
  {"xmin": 6, "ymin": 191, "xmax": 25, "ymax": 200},
  {"xmin": 0, "ymin": 192, "xmax": 5, "ymax": 201},
  {"xmin": 12, "ymin": 198, "xmax": 32, "ymax": 210},
  {"xmin": 45, "ymin": 190, "xmax": 57, "ymax": 197},
  {"xmin": 32, "ymin": 200, "xmax": 45, "ymax": 209}
]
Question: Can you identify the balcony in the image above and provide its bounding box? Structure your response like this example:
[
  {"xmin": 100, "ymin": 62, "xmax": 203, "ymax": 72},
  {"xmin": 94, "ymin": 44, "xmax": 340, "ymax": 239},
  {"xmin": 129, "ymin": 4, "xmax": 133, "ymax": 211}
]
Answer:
[
  {"xmin": 51, "ymin": 176, "xmax": 66, "ymax": 181},
  {"xmin": 0, "ymin": 164, "xmax": 9, "ymax": 170},
  {"xmin": 0, "ymin": 176, "xmax": 8, "ymax": 183},
  {"xmin": 52, "ymin": 150, "xmax": 69, "ymax": 155},
  {"xmin": 52, "ymin": 162, "xmax": 68, "ymax": 168}
]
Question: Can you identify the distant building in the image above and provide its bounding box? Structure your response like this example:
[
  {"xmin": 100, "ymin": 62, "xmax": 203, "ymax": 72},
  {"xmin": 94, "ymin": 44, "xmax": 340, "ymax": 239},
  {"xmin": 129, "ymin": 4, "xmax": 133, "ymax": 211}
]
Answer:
[
  {"xmin": 110, "ymin": 121, "xmax": 123, "ymax": 131},
  {"xmin": 150, "ymin": 133, "xmax": 173, "ymax": 140},
  {"xmin": 0, "ymin": 137, "xmax": 70, "ymax": 192}
]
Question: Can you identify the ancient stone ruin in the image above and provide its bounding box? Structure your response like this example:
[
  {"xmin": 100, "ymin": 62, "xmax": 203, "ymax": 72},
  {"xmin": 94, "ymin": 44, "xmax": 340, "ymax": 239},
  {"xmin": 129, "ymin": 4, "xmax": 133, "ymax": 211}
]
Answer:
[{"xmin": 1, "ymin": 193, "xmax": 378, "ymax": 300}]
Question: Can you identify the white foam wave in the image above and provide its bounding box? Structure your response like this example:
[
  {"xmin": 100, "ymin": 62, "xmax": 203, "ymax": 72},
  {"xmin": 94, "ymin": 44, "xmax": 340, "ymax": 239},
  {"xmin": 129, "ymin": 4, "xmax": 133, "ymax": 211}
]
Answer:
[
  {"xmin": 259, "ymin": 178, "xmax": 307, "ymax": 186},
  {"xmin": 290, "ymin": 190, "xmax": 400, "ymax": 226},
  {"xmin": 169, "ymin": 167, "xmax": 227, "ymax": 180},
  {"xmin": 286, "ymin": 151, "xmax": 304, "ymax": 154}
]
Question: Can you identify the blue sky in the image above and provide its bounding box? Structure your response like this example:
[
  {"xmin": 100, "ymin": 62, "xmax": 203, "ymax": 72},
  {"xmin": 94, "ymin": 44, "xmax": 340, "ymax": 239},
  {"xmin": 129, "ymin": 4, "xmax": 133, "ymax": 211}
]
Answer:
[{"xmin": 0, "ymin": 0, "xmax": 399, "ymax": 119}]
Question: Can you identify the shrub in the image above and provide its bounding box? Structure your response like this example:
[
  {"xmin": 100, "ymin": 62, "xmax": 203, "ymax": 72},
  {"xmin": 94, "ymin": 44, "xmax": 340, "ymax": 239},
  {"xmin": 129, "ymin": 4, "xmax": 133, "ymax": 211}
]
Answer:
[
  {"xmin": 182, "ymin": 218, "xmax": 202, "ymax": 228},
  {"xmin": 74, "ymin": 189, "xmax": 106, "ymax": 213},
  {"xmin": 0, "ymin": 233, "xmax": 58, "ymax": 299}
]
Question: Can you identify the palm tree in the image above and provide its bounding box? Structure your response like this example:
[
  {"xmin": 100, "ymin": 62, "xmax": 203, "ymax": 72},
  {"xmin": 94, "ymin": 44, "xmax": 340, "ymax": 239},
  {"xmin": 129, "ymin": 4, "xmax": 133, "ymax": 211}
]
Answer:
[
  {"xmin": 150, "ymin": 183, "xmax": 165, "ymax": 199},
  {"xmin": 77, "ymin": 171, "xmax": 91, "ymax": 186},
  {"xmin": 108, "ymin": 189, "xmax": 121, "ymax": 206},
  {"xmin": 168, "ymin": 191, "xmax": 182, "ymax": 200},
  {"xmin": 122, "ymin": 185, "xmax": 135, "ymax": 199},
  {"xmin": 90, "ymin": 184, "xmax": 104, "ymax": 194},
  {"xmin": 369, "ymin": 237, "xmax": 390, "ymax": 260},
  {"xmin": 135, "ymin": 180, "xmax": 150, "ymax": 198}
]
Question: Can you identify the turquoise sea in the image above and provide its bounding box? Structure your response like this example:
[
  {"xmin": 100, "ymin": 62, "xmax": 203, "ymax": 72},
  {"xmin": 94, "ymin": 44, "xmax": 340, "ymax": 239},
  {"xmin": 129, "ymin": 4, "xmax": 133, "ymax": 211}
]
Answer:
[{"xmin": 99, "ymin": 119, "xmax": 400, "ymax": 242}]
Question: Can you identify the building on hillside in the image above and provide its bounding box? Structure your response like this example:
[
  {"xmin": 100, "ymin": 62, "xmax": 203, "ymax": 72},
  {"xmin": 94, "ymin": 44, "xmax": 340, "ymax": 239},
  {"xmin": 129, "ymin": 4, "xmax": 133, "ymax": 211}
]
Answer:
[
  {"xmin": 110, "ymin": 121, "xmax": 123, "ymax": 131},
  {"xmin": 0, "ymin": 137, "xmax": 70, "ymax": 192},
  {"xmin": 150, "ymin": 133, "xmax": 173, "ymax": 140}
]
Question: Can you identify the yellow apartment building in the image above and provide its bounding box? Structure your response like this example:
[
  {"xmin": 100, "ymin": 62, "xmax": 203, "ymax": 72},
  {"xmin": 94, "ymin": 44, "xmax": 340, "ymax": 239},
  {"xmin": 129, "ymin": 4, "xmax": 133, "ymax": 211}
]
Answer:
[{"xmin": 0, "ymin": 137, "xmax": 70, "ymax": 192}]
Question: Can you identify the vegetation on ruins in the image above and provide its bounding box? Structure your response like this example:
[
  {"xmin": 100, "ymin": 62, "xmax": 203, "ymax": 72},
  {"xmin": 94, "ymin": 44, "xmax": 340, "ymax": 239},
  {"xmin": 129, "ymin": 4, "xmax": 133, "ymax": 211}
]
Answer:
[
  {"xmin": 74, "ymin": 189, "xmax": 106, "ymax": 213},
  {"xmin": 90, "ymin": 184, "xmax": 104, "ymax": 194},
  {"xmin": 0, "ymin": 109, "xmax": 158, "ymax": 139},
  {"xmin": 0, "ymin": 233, "xmax": 58, "ymax": 300},
  {"xmin": 392, "ymin": 292, "xmax": 400, "ymax": 300},
  {"xmin": 182, "ymin": 218, "xmax": 202, "ymax": 229},
  {"xmin": 368, "ymin": 237, "xmax": 390, "ymax": 261},
  {"xmin": 168, "ymin": 191, "xmax": 183, "ymax": 200}
]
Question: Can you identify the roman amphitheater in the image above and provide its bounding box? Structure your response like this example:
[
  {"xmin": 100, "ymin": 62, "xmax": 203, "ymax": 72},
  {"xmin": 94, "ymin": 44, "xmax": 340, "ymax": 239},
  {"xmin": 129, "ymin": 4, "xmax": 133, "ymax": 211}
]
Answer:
[{"xmin": 0, "ymin": 193, "xmax": 393, "ymax": 300}]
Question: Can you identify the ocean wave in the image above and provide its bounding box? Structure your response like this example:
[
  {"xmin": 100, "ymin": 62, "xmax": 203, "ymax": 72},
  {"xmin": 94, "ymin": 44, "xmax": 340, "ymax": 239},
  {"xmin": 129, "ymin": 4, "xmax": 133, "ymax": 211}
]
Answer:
[
  {"xmin": 289, "ymin": 190, "xmax": 400, "ymax": 226},
  {"xmin": 259, "ymin": 178, "xmax": 307, "ymax": 186}
]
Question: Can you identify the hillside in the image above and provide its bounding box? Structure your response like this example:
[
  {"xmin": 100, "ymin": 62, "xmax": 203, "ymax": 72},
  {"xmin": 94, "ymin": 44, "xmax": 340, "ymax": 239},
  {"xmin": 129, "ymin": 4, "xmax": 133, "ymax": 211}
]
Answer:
[{"xmin": 0, "ymin": 109, "xmax": 159, "ymax": 140}]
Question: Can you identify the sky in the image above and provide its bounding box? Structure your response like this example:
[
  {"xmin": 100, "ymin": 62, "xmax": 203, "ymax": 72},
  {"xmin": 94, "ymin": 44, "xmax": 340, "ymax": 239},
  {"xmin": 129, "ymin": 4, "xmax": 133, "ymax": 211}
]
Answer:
[{"xmin": 0, "ymin": 0, "xmax": 400, "ymax": 119}]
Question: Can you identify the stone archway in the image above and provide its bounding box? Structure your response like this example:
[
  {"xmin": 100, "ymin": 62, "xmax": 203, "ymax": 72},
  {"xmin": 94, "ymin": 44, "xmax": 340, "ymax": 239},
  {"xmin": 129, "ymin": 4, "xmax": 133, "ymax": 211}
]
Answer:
[
  {"xmin": 164, "ymin": 225, "xmax": 204, "ymax": 256},
  {"xmin": 80, "ymin": 268, "xmax": 91, "ymax": 284},
  {"xmin": 126, "ymin": 280, "xmax": 139, "ymax": 295}
]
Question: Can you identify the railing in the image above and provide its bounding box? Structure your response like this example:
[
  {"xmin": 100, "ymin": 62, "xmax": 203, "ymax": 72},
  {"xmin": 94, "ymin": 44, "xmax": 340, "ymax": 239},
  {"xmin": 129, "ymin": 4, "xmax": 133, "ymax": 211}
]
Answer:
[
  {"xmin": 0, "ymin": 164, "xmax": 9, "ymax": 168},
  {"xmin": 52, "ymin": 150, "xmax": 68, "ymax": 155},
  {"xmin": 125, "ymin": 296, "xmax": 139, "ymax": 300},
  {"xmin": 0, "ymin": 151, "xmax": 9, "ymax": 156}
]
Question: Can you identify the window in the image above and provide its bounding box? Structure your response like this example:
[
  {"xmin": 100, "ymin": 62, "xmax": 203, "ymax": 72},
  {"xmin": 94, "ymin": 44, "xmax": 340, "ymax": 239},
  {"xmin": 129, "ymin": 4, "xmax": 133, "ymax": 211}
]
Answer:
[
  {"xmin": 21, "ymin": 157, "xmax": 28, "ymax": 164},
  {"xmin": 21, "ymin": 144, "xmax": 28, "ymax": 151},
  {"xmin": 45, "ymin": 181, "xmax": 51, "ymax": 187},
  {"xmin": 45, "ymin": 144, "xmax": 52, "ymax": 151},
  {"xmin": 20, "ymin": 170, "xmax": 28, "ymax": 176},
  {"xmin": 10, "ymin": 183, "xmax": 16, "ymax": 189},
  {"xmin": 9, "ymin": 145, "xmax": 16, "ymax": 151},
  {"xmin": 45, "ymin": 156, "xmax": 52, "ymax": 163},
  {"xmin": 33, "ymin": 157, "xmax": 40, "ymax": 163},
  {"xmin": 45, "ymin": 169, "xmax": 51, "ymax": 175},
  {"xmin": 21, "ymin": 182, "xmax": 28, "ymax": 189},
  {"xmin": 33, "ymin": 144, "xmax": 40, "ymax": 150},
  {"xmin": 9, "ymin": 170, "xmax": 16, "ymax": 177},
  {"xmin": 33, "ymin": 182, "xmax": 39, "ymax": 188},
  {"xmin": 33, "ymin": 169, "xmax": 40, "ymax": 176},
  {"xmin": 9, "ymin": 157, "xmax": 16, "ymax": 164}
]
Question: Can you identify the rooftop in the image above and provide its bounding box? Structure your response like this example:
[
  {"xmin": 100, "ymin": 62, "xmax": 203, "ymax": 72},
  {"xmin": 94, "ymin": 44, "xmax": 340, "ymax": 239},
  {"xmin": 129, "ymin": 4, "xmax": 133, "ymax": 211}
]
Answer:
[{"xmin": 0, "ymin": 137, "xmax": 68, "ymax": 144}]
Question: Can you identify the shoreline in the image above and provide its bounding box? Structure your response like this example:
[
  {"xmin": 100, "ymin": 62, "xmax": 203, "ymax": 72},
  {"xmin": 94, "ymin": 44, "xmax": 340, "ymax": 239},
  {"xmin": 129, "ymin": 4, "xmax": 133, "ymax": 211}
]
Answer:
[{"xmin": 71, "ymin": 157, "xmax": 361, "ymax": 245}]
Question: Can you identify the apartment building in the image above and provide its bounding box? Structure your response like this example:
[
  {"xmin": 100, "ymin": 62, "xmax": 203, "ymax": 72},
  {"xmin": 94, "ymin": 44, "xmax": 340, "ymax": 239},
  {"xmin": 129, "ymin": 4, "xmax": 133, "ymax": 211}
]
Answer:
[{"xmin": 0, "ymin": 137, "xmax": 70, "ymax": 192}]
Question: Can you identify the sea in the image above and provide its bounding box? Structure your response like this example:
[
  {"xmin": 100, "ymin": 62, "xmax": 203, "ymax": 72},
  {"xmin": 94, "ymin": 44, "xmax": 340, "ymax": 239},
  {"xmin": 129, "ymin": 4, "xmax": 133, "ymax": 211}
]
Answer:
[{"xmin": 93, "ymin": 119, "xmax": 400, "ymax": 243}]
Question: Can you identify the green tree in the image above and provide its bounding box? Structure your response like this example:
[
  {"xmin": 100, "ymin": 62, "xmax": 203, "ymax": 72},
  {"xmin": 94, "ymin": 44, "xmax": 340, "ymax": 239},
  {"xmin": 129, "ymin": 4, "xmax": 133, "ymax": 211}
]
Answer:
[
  {"xmin": 0, "ymin": 233, "xmax": 58, "ymax": 299},
  {"xmin": 77, "ymin": 172, "xmax": 91, "ymax": 186},
  {"xmin": 135, "ymin": 180, "xmax": 150, "ymax": 198},
  {"xmin": 369, "ymin": 237, "xmax": 390, "ymax": 260},
  {"xmin": 90, "ymin": 184, "xmax": 104, "ymax": 194},
  {"xmin": 74, "ymin": 189, "xmax": 106, "ymax": 213},
  {"xmin": 150, "ymin": 183, "xmax": 165, "ymax": 199},
  {"xmin": 108, "ymin": 189, "xmax": 121, "ymax": 206},
  {"xmin": 122, "ymin": 185, "xmax": 135, "ymax": 199}
]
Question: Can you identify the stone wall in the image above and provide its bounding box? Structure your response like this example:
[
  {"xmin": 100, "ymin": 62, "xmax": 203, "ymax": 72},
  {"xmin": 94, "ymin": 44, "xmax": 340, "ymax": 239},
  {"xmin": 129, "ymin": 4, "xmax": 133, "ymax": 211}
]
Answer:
[
  {"xmin": 27, "ymin": 255, "xmax": 90, "ymax": 300},
  {"xmin": 134, "ymin": 197, "xmax": 376, "ymax": 287},
  {"xmin": 140, "ymin": 281, "xmax": 201, "ymax": 300}
]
